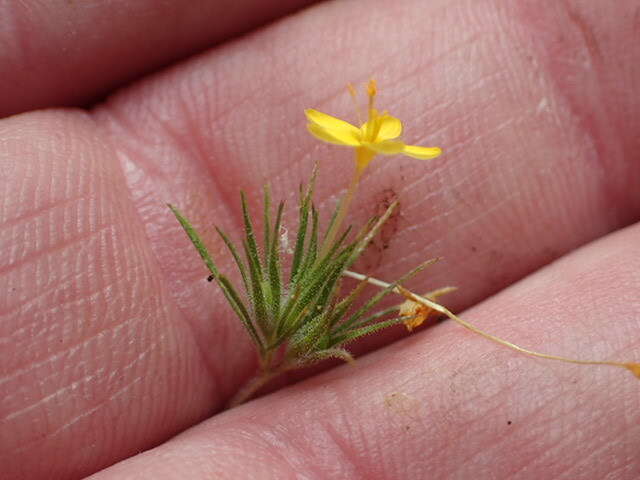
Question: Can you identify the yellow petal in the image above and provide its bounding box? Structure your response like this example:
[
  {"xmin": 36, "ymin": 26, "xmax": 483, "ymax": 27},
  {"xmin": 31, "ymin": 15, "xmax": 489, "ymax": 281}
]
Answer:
[
  {"xmin": 402, "ymin": 145, "xmax": 442, "ymax": 160},
  {"xmin": 359, "ymin": 108, "xmax": 379, "ymax": 142},
  {"xmin": 305, "ymin": 109, "xmax": 360, "ymax": 138},
  {"xmin": 307, "ymin": 123, "xmax": 360, "ymax": 146},
  {"xmin": 367, "ymin": 140, "xmax": 406, "ymax": 155},
  {"xmin": 375, "ymin": 114, "xmax": 403, "ymax": 141}
]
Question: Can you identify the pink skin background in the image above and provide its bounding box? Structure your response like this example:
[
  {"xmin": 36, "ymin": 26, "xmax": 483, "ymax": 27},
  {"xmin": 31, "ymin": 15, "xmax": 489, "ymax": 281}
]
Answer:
[{"xmin": 1, "ymin": 0, "xmax": 639, "ymax": 478}]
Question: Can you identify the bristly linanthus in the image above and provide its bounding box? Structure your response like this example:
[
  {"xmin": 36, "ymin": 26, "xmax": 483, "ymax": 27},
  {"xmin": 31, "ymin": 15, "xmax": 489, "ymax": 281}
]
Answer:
[
  {"xmin": 168, "ymin": 165, "xmax": 434, "ymax": 406},
  {"xmin": 170, "ymin": 80, "xmax": 640, "ymax": 407}
]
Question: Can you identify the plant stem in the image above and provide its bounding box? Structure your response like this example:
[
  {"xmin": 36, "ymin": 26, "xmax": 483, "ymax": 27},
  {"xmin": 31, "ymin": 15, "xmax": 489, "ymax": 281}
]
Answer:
[
  {"xmin": 227, "ymin": 369, "xmax": 279, "ymax": 409},
  {"xmin": 227, "ymin": 360, "xmax": 298, "ymax": 408},
  {"xmin": 343, "ymin": 270, "xmax": 640, "ymax": 376},
  {"xmin": 319, "ymin": 164, "xmax": 363, "ymax": 259}
]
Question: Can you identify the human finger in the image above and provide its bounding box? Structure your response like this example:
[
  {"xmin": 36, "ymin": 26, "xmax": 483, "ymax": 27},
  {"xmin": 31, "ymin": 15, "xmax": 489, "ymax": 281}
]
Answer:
[
  {"xmin": 88, "ymin": 220, "xmax": 640, "ymax": 479},
  {"xmin": 0, "ymin": 0, "xmax": 320, "ymax": 117}
]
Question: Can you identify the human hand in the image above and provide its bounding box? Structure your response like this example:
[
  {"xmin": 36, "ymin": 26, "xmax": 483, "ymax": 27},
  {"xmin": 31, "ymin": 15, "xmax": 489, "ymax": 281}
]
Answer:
[{"xmin": 2, "ymin": 1, "xmax": 639, "ymax": 478}]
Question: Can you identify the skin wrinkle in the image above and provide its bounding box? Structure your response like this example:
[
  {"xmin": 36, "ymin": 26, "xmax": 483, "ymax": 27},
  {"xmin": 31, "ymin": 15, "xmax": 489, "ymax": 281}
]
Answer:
[
  {"xmin": 315, "ymin": 421, "xmax": 364, "ymax": 479},
  {"xmin": 85, "ymin": 105, "xmax": 232, "ymax": 406},
  {"xmin": 95, "ymin": 80, "xmax": 279, "ymax": 402},
  {"xmin": 10, "ymin": 365, "xmax": 147, "ymax": 461},
  {"xmin": 456, "ymin": 388, "xmax": 568, "ymax": 477},
  {"xmin": 505, "ymin": 419, "xmax": 590, "ymax": 480},
  {"xmin": 0, "ymin": 222, "xmax": 113, "ymax": 276},
  {"xmin": 1, "ymin": 227, "xmax": 120, "ymax": 352},
  {"xmin": 0, "ymin": 193, "xmax": 88, "ymax": 231},
  {"xmin": 3, "ymin": 324, "xmax": 146, "ymax": 428},
  {"xmin": 396, "ymin": 5, "xmax": 636, "ymax": 306},
  {"xmin": 399, "ymin": 32, "xmax": 497, "ymax": 106},
  {"xmin": 436, "ymin": 339, "xmax": 580, "ymax": 473},
  {"xmin": 488, "ymin": 355, "xmax": 633, "ymax": 477},
  {"xmin": 561, "ymin": 0, "xmax": 603, "ymax": 68},
  {"xmin": 0, "ymin": 303, "xmax": 140, "ymax": 391},
  {"xmin": 128, "ymin": 121, "xmax": 238, "ymax": 403},
  {"xmin": 559, "ymin": 425, "xmax": 632, "ymax": 479},
  {"xmin": 176, "ymin": 84, "xmax": 248, "ymax": 241},
  {"xmin": 0, "ymin": 245, "xmax": 106, "ymax": 318},
  {"xmin": 238, "ymin": 398, "xmax": 360, "ymax": 479},
  {"xmin": 308, "ymin": 384, "xmax": 366, "ymax": 466},
  {"xmin": 1, "ymin": 276, "xmax": 123, "ymax": 376},
  {"xmin": 225, "ymin": 425, "xmax": 301, "ymax": 478},
  {"xmin": 97, "ymin": 90, "xmax": 241, "ymax": 240},
  {"xmin": 1, "ymin": 114, "xmax": 220, "ymax": 478},
  {"xmin": 515, "ymin": 1, "xmax": 639, "ymax": 224}
]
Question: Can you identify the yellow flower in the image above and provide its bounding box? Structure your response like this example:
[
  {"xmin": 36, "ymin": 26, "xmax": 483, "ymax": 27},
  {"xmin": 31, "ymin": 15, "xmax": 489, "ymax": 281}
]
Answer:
[{"xmin": 305, "ymin": 80, "xmax": 442, "ymax": 172}]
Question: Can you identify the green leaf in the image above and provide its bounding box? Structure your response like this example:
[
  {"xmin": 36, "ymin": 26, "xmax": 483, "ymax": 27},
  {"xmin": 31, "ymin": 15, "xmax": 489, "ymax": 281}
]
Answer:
[
  {"xmin": 299, "ymin": 347, "xmax": 354, "ymax": 366},
  {"xmin": 168, "ymin": 204, "xmax": 220, "ymax": 278},
  {"xmin": 290, "ymin": 164, "xmax": 318, "ymax": 283},
  {"xmin": 279, "ymin": 243, "xmax": 352, "ymax": 338},
  {"xmin": 241, "ymin": 192, "xmax": 264, "ymax": 278},
  {"xmin": 216, "ymin": 274, "xmax": 264, "ymax": 350},
  {"xmin": 332, "ymin": 316, "xmax": 407, "ymax": 345},
  {"xmin": 267, "ymin": 201, "xmax": 285, "ymax": 322},
  {"xmin": 171, "ymin": 163, "xmax": 427, "ymax": 378},
  {"xmin": 327, "ymin": 278, "xmax": 369, "ymax": 329},
  {"xmin": 322, "ymin": 197, "xmax": 342, "ymax": 244},
  {"xmin": 288, "ymin": 309, "xmax": 331, "ymax": 356},
  {"xmin": 215, "ymin": 226, "xmax": 250, "ymax": 294},
  {"xmin": 169, "ymin": 204, "xmax": 264, "ymax": 350},
  {"xmin": 347, "ymin": 202, "xmax": 398, "ymax": 266},
  {"xmin": 243, "ymin": 238, "xmax": 269, "ymax": 334},
  {"xmin": 263, "ymin": 186, "xmax": 272, "ymax": 269},
  {"xmin": 334, "ymin": 259, "xmax": 433, "ymax": 334},
  {"xmin": 296, "ymin": 204, "xmax": 319, "ymax": 282},
  {"xmin": 339, "ymin": 304, "xmax": 399, "ymax": 332},
  {"xmin": 290, "ymin": 198, "xmax": 309, "ymax": 283}
]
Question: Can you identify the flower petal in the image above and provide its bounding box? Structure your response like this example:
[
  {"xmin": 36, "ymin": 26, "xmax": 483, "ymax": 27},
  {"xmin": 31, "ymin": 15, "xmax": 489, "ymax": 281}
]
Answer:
[
  {"xmin": 375, "ymin": 114, "xmax": 403, "ymax": 141},
  {"xmin": 305, "ymin": 109, "xmax": 360, "ymax": 137},
  {"xmin": 307, "ymin": 123, "xmax": 360, "ymax": 146},
  {"xmin": 402, "ymin": 145, "xmax": 442, "ymax": 159},
  {"xmin": 367, "ymin": 140, "xmax": 406, "ymax": 155}
]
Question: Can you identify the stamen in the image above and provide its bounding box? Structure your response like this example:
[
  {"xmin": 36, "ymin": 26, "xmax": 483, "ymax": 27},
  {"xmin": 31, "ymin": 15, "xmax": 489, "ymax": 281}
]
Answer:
[
  {"xmin": 347, "ymin": 82, "xmax": 363, "ymax": 125},
  {"xmin": 367, "ymin": 79, "xmax": 377, "ymax": 109},
  {"xmin": 365, "ymin": 79, "xmax": 378, "ymax": 139}
]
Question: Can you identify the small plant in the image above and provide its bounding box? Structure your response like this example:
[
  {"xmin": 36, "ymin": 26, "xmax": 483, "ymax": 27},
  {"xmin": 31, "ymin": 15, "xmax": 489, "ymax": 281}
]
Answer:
[
  {"xmin": 170, "ymin": 80, "xmax": 640, "ymax": 407},
  {"xmin": 170, "ymin": 166, "xmax": 446, "ymax": 407}
]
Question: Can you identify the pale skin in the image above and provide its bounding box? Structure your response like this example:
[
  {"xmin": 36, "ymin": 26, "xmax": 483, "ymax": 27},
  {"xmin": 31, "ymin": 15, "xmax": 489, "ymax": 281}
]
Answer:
[{"xmin": 1, "ymin": 0, "xmax": 640, "ymax": 479}]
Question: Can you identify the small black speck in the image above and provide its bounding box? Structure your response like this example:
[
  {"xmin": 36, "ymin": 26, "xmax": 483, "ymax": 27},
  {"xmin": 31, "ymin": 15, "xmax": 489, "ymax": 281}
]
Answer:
[
  {"xmin": 207, "ymin": 275, "xmax": 215, "ymax": 282},
  {"xmin": 507, "ymin": 420, "xmax": 512, "ymax": 425}
]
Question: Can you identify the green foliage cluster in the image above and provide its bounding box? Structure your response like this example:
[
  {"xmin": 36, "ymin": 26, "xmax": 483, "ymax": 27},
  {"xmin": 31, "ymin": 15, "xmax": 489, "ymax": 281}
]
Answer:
[{"xmin": 169, "ymin": 168, "xmax": 424, "ymax": 382}]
